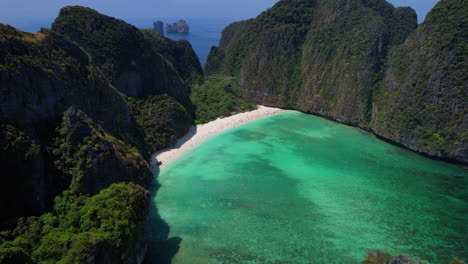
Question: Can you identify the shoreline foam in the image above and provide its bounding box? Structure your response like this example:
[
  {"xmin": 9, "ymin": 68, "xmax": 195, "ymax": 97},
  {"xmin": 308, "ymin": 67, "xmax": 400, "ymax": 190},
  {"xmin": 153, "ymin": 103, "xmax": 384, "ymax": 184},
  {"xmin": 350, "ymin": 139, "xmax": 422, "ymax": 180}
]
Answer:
[{"xmin": 151, "ymin": 105, "xmax": 285, "ymax": 170}]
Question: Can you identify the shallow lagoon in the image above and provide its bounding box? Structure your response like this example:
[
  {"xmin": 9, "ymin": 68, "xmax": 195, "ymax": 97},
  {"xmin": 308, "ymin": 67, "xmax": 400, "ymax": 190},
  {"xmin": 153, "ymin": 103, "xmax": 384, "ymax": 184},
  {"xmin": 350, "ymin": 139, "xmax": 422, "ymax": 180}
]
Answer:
[{"xmin": 150, "ymin": 112, "xmax": 467, "ymax": 263}]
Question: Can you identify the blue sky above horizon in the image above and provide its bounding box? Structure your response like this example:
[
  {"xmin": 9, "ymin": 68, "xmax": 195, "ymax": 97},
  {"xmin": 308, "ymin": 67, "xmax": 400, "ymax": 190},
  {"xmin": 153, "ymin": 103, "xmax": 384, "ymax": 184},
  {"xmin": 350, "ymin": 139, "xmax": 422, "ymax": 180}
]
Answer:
[{"xmin": 1, "ymin": 0, "xmax": 440, "ymax": 25}]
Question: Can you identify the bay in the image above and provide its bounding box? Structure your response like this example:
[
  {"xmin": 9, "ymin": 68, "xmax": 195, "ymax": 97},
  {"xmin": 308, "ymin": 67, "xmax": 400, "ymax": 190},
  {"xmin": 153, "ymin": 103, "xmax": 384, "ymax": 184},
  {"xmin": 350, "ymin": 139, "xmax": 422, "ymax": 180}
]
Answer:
[{"xmin": 149, "ymin": 111, "xmax": 467, "ymax": 264}]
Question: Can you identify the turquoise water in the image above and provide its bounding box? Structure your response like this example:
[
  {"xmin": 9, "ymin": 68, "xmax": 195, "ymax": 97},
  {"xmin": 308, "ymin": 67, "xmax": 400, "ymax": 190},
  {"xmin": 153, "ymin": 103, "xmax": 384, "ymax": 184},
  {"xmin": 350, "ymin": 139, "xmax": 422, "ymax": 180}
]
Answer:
[{"xmin": 150, "ymin": 111, "xmax": 467, "ymax": 264}]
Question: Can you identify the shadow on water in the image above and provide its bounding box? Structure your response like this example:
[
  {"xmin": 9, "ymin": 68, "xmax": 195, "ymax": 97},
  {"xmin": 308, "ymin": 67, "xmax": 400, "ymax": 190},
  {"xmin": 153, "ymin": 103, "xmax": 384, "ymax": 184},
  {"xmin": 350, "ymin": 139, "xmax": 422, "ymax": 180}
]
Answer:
[{"xmin": 144, "ymin": 168, "xmax": 182, "ymax": 264}]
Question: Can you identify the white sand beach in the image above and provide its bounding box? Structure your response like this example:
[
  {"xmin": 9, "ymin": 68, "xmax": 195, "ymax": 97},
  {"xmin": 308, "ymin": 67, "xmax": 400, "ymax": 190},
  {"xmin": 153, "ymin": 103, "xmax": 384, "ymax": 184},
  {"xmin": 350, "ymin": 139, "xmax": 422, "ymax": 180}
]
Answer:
[{"xmin": 151, "ymin": 105, "xmax": 285, "ymax": 170}]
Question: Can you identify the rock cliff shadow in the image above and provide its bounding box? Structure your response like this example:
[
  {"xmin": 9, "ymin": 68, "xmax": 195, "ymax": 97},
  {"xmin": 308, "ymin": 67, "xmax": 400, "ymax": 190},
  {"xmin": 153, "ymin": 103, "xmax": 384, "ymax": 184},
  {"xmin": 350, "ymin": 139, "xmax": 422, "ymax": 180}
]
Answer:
[{"xmin": 144, "ymin": 170, "xmax": 182, "ymax": 264}]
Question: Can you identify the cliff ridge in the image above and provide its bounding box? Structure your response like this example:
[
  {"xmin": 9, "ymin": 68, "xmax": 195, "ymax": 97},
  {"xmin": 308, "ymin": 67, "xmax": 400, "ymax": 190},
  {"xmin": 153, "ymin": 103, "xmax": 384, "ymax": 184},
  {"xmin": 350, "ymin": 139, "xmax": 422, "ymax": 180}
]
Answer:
[{"xmin": 205, "ymin": 0, "xmax": 467, "ymax": 163}]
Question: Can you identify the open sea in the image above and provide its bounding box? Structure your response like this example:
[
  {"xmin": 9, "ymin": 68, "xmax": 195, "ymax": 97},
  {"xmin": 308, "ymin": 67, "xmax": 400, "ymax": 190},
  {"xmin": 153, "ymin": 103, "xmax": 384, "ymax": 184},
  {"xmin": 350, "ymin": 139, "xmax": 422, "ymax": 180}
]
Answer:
[
  {"xmin": 149, "ymin": 112, "xmax": 467, "ymax": 264},
  {"xmin": 9, "ymin": 17, "xmax": 235, "ymax": 66}
]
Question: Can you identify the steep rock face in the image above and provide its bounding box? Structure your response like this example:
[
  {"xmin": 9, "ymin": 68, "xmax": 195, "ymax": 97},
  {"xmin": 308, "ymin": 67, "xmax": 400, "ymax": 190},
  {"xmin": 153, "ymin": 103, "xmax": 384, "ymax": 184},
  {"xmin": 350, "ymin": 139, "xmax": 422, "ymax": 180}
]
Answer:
[
  {"xmin": 206, "ymin": 0, "xmax": 417, "ymax": 126},
  {"xmin": 388, "ymin": 7, "xmax": 418, "ymax": 45},
  {"xmin": 51, "ymin": 6, "xmax": 192, "ymax": 109},
  {"xmin": 153, "ymin": 21, "xmax": 164, "ymax": 36},
  {"xmin": 372, "ymin": 0, "xmax": 467, "ymax": 163},
  {"xmin": 0, "ymin": 124, "xmax": 41, "ymax": 229},
  {"xmin": 0, "ymin": 7, "xmax": 203, "ymax": 261},
  {"xmin": 141, "ymin": 29, "xmax": 203, "ymax": 85},
  {"xmin": 48, "ymin": 6, "xmax": 199, "ymax": 154},
  {"xmin": 206, "ymin": 0, "xmax": 467, "ymax": 163},
  {"xmin": 0, "ymin": 24, "xmax": 153, "ymax": 226},
  {"xmin": 53, "ymin": 108, "xmax": 152, "ymax": 195},
  {"xmin": 0, "ymin": 25, "xmax": 133, "ymax": 133}
]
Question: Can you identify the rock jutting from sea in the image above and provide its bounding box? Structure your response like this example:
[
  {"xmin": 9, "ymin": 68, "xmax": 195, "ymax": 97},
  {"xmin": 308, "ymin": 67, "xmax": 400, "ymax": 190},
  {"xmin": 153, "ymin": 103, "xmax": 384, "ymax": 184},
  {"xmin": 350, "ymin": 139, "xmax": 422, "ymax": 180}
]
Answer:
[
  {"xmin": 166, "ymin": 20, "xmax": 189, "ymax": 33},
  {"xmin": 153, "ymin": 20, "xmax": 164, "ymax": 36}
]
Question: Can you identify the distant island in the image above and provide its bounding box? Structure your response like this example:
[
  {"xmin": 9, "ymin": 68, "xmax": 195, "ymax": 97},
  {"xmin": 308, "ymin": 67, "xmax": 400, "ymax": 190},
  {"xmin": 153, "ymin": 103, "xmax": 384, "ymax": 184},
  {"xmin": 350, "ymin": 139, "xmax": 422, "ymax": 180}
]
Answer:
[
  {"xmin": 153, "ymin": 20, "xmax": 164, "ymax": 36},
  {"xmin": 166, "ymin": 20, "xmax": 189, "ymax": 33}
]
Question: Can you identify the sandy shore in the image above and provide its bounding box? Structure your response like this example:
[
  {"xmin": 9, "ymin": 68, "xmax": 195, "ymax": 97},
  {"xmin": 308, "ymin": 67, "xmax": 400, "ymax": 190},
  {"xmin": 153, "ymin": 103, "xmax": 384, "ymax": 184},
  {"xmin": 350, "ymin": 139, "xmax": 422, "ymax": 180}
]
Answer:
[{"xmin": 151, "ymin": 105, "xmax": 285, "ymax": 170}]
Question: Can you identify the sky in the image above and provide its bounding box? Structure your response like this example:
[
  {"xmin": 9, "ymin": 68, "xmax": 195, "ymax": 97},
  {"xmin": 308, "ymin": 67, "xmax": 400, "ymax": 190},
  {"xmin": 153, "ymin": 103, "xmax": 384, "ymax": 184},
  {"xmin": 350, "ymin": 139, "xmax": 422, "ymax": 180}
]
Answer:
[{"xmin": 0, "ymin": 0, "xmax": 440, "ymax": 25}]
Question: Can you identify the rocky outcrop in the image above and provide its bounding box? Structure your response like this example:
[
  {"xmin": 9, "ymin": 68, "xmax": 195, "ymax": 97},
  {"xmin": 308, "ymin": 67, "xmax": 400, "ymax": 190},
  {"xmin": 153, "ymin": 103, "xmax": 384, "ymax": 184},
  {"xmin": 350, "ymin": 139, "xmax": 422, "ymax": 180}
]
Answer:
[
  {"xmin": 0, "ymin": 183, "xmax": 150, "ymax": 264},
  {"xmin": 0, "ymin": 25, "xmax": 133, "ymax": 133},
  {"xmin": 51, "ymin": 6, "xmax": 193, "ymax": 109},
  {"xmin": 153, "ymin": 21, "xmax": 164, "ymax": 36},
  {"xmin": 141, "ymin": 29, "xmax": 203, "ymax": 85},
  {"xmin": 53, "ymin": 108, "xmax": 152, "ymax": 195},
  {"xmin": 372, "ymin": 0, "xmax": 467, "ymax": 163},
  {"xmin": 128, "ymin": 95, "xmax": 193, "ymax": 151},
  {"xmin": 206, "ymin": 0, "xmax": 416, "ymax": 125},
  {"xmin": 166, "ymin": 20, "xmax": 190, "ymax": 33},
  {"xmin": 387, "ymin": 256, "xmax": 421, "ymax": 264},
  {"xmin": 0, "ymin": 25, "xmax": 146, "ymax": 223},
  {"xmin": 0, "ymin": 5, "xmax": 202, "ymax": 232},
  {"xmin": 206, "ymin": 0, "xmax": 467, "ymax": 163},
  {"xmin": 0, "ymin": 6, "xmax": 204, "ymax": 263},
  {"xmin": 0, "ymin": 124, "xmax": 41, "ymax": 230},
  {"xmin": 81, "ymin": 184, "xmax": 150, "ymax": 264}
]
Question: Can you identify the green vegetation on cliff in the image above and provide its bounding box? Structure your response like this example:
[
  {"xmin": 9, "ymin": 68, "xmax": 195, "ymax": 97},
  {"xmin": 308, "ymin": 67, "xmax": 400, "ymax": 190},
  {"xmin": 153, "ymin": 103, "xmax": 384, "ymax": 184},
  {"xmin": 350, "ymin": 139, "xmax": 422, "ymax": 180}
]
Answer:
[
  {"xmin": 191, "ymin": 75, "xmax": 256, "ymax": 124},
  {"xmin": 141, "ymin": 29, "xmax": 203, "ymax": 85},
  {"xmin": 0, "ymin": 183, "xmax": 149, "ymax": 264},
  {"xmin": 1, "ymin": 5, "xmax": 204, "ymax": 261},
  {"xmin": 51, "ymin": 6, "xmax": 195, "ymax": 109},
  {"xmin": 52, "ymin": 109, "xmax": 152, "ymax": 194},
  {"xmin": 128, "ymin": 95, "xmax": 192, "ymax": 151},
  {"xmin": 0, "ymin": 24, "xmax": 137, "ymax": 138},
  {"xmin": 0, "ymin": 24, "xmax": 152, "ymax": 230},
  {"xmin": 205, "ymin": 0, "xmax": 417, "ymax": 125},
  {"xmin": 204, "ymin": 0, "xmax": 316, "ymax": 76},
  {"xmin": 206, "ymin": 0, "xmax": 466, "ymax": 163},
  {"xmin": 0, "ymin": 23, "xmax": 153, "ymax": 218},
  {"xmin": 49, "ymin": 5, "xmax": 197, "ymax": 151},
  {"xmin": 0, "ymin": 124, "xmax": 40, "ymax": 229},
  {"xmin": 372, "ymin": 0, "xmax": 467, "ymax": 161}
]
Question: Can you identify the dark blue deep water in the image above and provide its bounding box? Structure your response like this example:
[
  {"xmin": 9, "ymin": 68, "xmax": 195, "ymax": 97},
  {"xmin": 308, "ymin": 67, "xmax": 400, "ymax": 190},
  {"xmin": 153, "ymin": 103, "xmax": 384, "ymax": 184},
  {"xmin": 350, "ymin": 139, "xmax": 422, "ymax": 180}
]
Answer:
[{"xmin": 11, "ymin": 17, "xmax": 235, "ymax": 66}]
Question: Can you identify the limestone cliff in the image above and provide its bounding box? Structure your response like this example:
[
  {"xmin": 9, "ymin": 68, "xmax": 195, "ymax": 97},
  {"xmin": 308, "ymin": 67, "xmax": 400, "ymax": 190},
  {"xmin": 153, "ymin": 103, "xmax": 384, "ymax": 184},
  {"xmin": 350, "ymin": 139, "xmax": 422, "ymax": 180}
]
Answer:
[
  {"xmin": 0, "ymin": 5, "xmax": 205, "ymax": 262},
  {"xmin": 372, "ymin": 0, "xmax": 467, "ymax": 163},
  {"xmin": 206, "ymin": 0, "xmax": 416, "ymax": 125},
  {"xmin": 0, "ymin": 24, "xmax": 151, "ymax": 228},
  {"xmin": 51, "ymin": 6, "xmax": 193, "ymax": 109},
  {"xmin": 141, "ymin": 29, "xmax": 203, "ymax": 85},
  {"xmin": 0, "ymin": 26, "xmax": 133, "ymax": 133},
  {"xmin": 206, "ymin": 0, "xmax": 467, "ymax": 163},
  {"xmin": 0, "ymin": 183, "xmax": 150, "ymax": 264},
  {"xmin": 153, "ymin": 20, "xmax": 164, "ymax": 36},
  {"xmin": 166, "ymin": 20, "xmax": 190, "ymax": 33},
  {"xmin": 53, "ymin": 108, "xmax": 152, "ymax": 195},
  {"xmin": 0, "ymin": 4, "xmax": 203, "ymax": 231}
]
